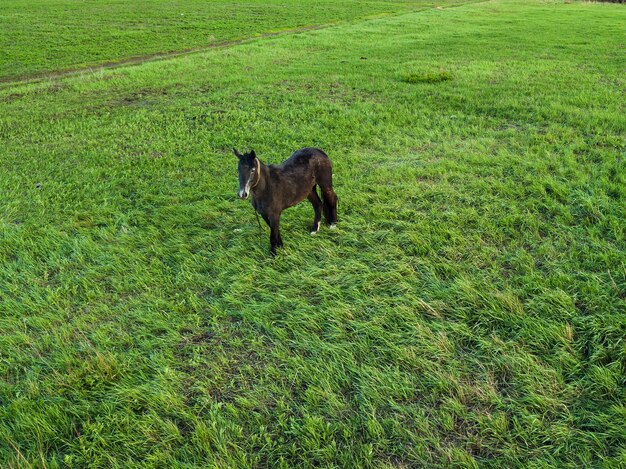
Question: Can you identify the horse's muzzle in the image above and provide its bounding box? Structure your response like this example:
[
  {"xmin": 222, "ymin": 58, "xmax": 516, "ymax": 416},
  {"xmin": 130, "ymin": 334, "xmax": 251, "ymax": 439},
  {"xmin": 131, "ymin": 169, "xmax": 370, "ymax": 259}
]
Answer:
[{"xmin": 238, "ymin": 190, "xmax": 249, "ymax": 199}]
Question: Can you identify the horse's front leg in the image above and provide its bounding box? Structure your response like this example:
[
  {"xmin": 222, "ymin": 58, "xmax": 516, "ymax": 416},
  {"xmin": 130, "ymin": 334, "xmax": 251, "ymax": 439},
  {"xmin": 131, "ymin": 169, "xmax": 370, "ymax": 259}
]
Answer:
[{"xmin": 268, "ymin": 212, "xmax": 283, "ymax": 256}]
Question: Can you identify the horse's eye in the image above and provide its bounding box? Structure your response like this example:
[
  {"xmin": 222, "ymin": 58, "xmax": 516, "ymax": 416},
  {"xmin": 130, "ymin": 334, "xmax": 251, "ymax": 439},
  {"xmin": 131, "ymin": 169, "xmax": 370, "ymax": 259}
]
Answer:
[{"xmin": 251, "ymin": 168, "xmax": 256, "ymax": 172}]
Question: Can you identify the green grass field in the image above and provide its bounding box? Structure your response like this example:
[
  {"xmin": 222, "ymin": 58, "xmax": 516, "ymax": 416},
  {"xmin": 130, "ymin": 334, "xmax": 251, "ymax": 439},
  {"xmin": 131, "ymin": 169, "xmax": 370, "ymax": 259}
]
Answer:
[
  {"xmin": 1, "ymin": 0, "xmax": 625, "ymax": 466},
  {"xmin": 0, "ymin": 0, "xmax": 468, "ymax": 81}
]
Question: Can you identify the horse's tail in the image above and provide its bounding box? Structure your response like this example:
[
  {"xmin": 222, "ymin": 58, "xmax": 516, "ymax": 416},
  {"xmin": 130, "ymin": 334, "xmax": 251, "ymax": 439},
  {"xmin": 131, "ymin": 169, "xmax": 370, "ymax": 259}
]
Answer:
[
  {"xmin": 321, "ymin": 188, "xmax": 338, "ymax": 225},
  {"xmin": 312, "ymin": 151, "xmax": 338, "ymax": 225}
]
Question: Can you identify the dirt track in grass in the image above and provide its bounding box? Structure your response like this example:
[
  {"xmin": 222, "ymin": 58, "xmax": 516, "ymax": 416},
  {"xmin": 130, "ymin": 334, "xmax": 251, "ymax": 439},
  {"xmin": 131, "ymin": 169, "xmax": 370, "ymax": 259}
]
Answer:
[
  {"xmin": 0, "ymin": 24, "xmax": 328, "ymax": 88},
  {"xmin": 0, "ymin": 1, "xmax": 485, "ymax": 88}
]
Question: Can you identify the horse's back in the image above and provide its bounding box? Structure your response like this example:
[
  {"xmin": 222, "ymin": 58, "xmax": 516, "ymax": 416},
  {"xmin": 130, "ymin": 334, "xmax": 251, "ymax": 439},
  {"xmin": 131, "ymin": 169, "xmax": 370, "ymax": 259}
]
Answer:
[
  {"xmin": 269, "ymin": 148, "xmax": 333, "ymax": 192},
  {"xmin": 280, "ymin": 147, "xmax": 330, "ymax": 167},
  {"xmin": 291, "ymin": 147, "xmax": 329, "ymax": 160}
]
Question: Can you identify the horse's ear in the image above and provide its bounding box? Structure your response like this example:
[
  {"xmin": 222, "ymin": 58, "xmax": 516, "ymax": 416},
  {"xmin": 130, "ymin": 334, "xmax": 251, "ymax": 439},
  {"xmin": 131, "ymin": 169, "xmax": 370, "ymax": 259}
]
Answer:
[
  {"xmin": 232, "ymin": 148, "xmax": 242, "ymax": 159},
  {"xmin": 250, "ymin": 149, "xmax": 257, "ymax": 160}
]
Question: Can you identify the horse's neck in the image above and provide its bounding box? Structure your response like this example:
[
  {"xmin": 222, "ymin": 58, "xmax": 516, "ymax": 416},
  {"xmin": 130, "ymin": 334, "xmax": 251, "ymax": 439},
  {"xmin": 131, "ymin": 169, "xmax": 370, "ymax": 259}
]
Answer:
[{"xmin": 253, "ymin": 164, "xmax": 270, "ymax": 194}]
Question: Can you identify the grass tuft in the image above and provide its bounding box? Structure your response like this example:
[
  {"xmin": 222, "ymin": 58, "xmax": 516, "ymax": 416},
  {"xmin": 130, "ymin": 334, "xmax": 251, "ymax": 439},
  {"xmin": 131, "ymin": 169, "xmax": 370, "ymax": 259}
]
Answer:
[{"xmin": 401, "ymin": 70, "xmax": 453, "ymax": 84}]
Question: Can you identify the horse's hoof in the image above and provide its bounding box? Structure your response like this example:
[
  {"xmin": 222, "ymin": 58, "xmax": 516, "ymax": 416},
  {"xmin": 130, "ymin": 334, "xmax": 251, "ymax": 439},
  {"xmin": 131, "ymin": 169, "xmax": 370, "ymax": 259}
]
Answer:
[{"xmin": 329, "ymin": 224, "xmax": 337, "ymax": 230}]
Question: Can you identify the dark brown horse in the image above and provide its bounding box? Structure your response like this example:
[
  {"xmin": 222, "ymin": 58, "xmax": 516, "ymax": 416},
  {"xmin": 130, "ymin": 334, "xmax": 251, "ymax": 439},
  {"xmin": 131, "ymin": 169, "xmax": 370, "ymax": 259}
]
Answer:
[{"xmin": 234, "ymin": 147, "xmax": 338, "ymax": 255}]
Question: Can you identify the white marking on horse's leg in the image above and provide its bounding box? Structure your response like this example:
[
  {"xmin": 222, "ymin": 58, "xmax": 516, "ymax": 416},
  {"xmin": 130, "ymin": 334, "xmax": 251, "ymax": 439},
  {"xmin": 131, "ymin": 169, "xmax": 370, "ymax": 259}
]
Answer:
[
  {"xmin": 310, "ymin": 221, "xmax": 320, "ymax": 235},
  {"xmin": 329, "ymin": 224, "xmax": 337, "ymax": 230}
]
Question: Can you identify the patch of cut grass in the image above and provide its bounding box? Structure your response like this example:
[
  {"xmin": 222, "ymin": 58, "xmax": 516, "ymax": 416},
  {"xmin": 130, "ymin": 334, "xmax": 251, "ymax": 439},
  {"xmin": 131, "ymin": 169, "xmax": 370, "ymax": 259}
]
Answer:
[
  {"xmin": 401, "ymin": 70, "xmax": 454, "ymax": 83},
  {"xmin": 0, "ymin": 0, "xmax": 473, "ymax": 81}
]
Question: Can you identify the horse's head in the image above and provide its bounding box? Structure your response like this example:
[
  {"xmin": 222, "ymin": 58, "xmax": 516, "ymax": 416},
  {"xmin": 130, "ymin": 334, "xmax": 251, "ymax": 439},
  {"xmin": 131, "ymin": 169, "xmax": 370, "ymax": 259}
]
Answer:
[{"xmin": 233, "ymin": 148, "xmax": 260, "ymax": 199}]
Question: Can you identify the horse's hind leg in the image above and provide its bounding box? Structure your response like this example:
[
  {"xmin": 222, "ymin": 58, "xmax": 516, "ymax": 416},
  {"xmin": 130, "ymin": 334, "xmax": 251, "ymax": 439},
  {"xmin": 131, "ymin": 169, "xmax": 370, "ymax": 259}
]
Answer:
[
  {"xmin": 320, "ymin": 186, "xmax": 338, "ymax": 227},
  {"xmin": 316, "ymin": 167, "xmax": 338, "ymax": 227},
  {"xmin": 307, "ymin": 187, "xmax": 323, "ymax": 235},
  {"xmin": 315, "ymin": 160, "xmax": 338, "ymax": 227}
]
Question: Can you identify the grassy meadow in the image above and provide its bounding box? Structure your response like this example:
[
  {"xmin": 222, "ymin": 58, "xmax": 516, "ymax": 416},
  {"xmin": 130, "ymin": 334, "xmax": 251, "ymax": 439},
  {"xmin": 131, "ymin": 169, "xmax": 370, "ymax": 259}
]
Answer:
[
  {"xmin": 0, "ymin": 0, "xmax": 467, "ymax": 80},
  {"xmin": 1, "ymin": 0, "xmax": 625, "ymax": 466}
]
